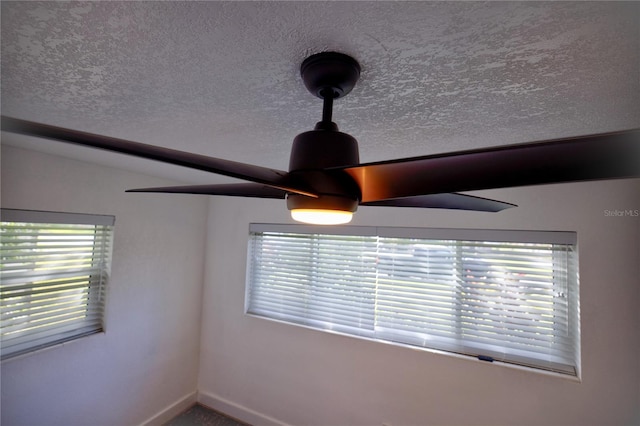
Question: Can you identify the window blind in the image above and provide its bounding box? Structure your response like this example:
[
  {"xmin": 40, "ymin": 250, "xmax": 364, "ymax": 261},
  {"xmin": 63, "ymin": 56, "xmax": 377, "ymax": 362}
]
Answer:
[
  {"xmin": 246, "ymin": 224, "xmax": 579, "ymax": 375},
  {"xmin": 1, "ymin": 209, "xmax": 115, "ymax": 360}
]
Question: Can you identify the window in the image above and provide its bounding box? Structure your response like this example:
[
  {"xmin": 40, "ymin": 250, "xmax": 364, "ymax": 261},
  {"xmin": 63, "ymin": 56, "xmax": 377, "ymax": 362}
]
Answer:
[
  {"xmin": 1, "ymin": 209, "xmax": 114, "ymax": 360},
  {"xmin": 246, "ymin": 224, "xmax": 580, "ymax": 376}
]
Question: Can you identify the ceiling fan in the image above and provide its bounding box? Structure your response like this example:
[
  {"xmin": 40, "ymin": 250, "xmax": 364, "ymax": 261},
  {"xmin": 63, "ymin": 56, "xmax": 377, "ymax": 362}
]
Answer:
[{"xmin": 2, "ymin": 52, "xmax": 639, "ymax": 225}]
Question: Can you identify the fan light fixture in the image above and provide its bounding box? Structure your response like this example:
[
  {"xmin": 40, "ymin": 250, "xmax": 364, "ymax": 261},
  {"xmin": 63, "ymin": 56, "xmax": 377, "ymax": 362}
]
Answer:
[
  {"xmin": 291, "ymin": 209, "xmax": 353, "ymax": 225},
  {"xmin": 287, "ymin": 192, "xmax": 359, "ymax": 225}
]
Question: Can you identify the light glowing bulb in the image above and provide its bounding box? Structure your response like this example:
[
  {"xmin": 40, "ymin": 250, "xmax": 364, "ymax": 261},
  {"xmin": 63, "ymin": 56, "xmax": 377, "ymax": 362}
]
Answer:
[{"xmin": 291, "ymin": 209, "xmax": 353, "ymax": 225}]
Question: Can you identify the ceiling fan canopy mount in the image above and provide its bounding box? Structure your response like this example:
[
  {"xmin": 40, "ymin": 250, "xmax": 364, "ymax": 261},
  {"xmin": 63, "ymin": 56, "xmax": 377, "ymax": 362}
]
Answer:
[{"xmin": 300, "ymin": 51, "xmax": 361, "ymax": 100}]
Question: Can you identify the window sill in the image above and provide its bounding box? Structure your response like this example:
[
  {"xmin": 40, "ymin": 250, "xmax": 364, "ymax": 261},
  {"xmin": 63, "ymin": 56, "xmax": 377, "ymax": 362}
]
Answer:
[{"xmin": 1, "ymin": 330, "xmax": 106, "ymax": 364}]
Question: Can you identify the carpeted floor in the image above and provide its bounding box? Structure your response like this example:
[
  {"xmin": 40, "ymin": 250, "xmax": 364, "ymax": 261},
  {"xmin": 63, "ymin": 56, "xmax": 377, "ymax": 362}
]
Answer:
[{"xmin": 164, "ymin": 404, "xmax": 247, "ymax": 426}]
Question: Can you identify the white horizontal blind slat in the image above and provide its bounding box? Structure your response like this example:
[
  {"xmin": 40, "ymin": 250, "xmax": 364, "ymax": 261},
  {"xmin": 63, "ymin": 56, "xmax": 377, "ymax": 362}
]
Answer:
[
  {"xmin": 374, "ymin": 237, "xmax": 577, "ymax": 374},
  {"xmin": 248, "ymin": 232, "xmax": 377, "ymax": 335},
  {"xmin": 1, "ymin": 209, "xmax": 114, "ymax": 360},
  {"xmin": 246, "ymin": 226, "xmax": 579, "ymax": 376}
]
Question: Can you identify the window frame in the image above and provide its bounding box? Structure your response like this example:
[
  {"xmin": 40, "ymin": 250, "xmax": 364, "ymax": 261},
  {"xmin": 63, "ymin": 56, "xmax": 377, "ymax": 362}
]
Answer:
[
  {"xmin": 1, "ymin": 208, "xmax": 115, "ymax": 360},
  {"xmin": 245, "ymin": 224, "xmax": 580, "ymax": 377}
]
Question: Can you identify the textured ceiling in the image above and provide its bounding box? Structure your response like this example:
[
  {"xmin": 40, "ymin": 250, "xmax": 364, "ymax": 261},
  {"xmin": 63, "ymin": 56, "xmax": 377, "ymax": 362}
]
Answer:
[{"xmin": 2, "ymin": 1, "xmax": 639, "ymax": 184}]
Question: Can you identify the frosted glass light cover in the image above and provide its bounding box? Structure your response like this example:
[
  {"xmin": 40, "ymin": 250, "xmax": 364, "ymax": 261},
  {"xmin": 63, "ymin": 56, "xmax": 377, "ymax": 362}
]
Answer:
[{"xmin": 291, "ymin": 209, "xmax": 353, "ymax": 225}]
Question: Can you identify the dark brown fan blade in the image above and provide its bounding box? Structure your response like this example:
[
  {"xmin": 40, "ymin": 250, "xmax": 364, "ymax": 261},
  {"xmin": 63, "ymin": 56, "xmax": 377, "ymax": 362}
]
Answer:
[
  {"xmin": 126, "ymin": 183, "xmax": 287, "ymax": 198},
  {"xmin": 339, "ymin": 130, "xmax": 640, "ymax": 203},
  {"xmin": 360, "ymin": 193, "xmax": 516, "ymax": 212},
  {"xmin": 1, "ymin": 116, "xmax": 317, "ymax": 198}
]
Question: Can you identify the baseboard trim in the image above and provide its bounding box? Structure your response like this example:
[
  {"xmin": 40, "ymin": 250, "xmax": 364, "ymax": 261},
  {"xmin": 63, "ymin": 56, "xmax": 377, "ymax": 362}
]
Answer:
[
  {"xmin": 198, "ymin": 390, "xmax": 289, "ymax": 426},
  {"xmin": 139, "ymin": 390, "xmax": 197, "ymax": 426}
]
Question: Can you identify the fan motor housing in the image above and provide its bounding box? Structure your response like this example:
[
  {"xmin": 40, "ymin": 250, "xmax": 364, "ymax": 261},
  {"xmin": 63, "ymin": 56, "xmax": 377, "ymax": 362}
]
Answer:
[
  {"xmin": 289, "ymin": 128, "xmax": 359, "ymax": 171},
  {"xmin": 288, "ymin": 127, "xmax": 361, "ymax": 210}
]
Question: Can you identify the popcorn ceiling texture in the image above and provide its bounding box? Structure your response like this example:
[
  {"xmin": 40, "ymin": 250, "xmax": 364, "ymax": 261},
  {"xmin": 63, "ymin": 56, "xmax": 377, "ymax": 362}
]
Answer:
[{"xmin": 1, "ymin": 1, "xmax": 638, "ymax": 183}]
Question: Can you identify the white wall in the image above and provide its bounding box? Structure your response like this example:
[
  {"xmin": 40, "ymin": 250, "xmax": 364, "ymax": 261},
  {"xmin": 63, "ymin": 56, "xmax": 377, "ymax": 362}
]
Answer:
[
  {"xmin": 198, "ymin": 178, "xmax": 640, "ymax": 425},
  {"xmin": 1, "ymin": 146, "xmax": 209, "ymax": 426}
]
